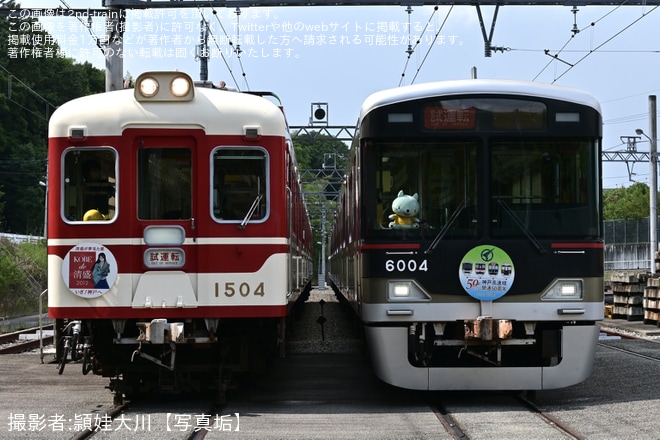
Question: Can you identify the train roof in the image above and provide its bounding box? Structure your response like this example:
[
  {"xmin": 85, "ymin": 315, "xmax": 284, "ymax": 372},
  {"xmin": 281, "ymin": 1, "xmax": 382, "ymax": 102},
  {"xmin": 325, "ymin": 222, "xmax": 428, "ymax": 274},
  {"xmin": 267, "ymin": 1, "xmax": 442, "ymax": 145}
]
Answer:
[
  {"xmin": 359, "ymin": 79, "xmax": 602, "ymax": 122},
  {"xmin": 49, "ymin": 86, "xmax": 288, "ymax": 138}
]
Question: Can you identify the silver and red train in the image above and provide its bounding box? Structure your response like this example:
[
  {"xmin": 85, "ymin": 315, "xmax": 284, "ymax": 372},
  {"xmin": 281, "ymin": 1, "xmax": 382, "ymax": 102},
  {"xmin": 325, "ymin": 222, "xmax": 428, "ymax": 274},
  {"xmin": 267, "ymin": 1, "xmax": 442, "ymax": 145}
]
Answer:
[
  {"xmin": 47, "ymin": 71, "xmax": 313, "ymax": 400},
  {"xmin": 328, "ymin": 79, "xmax": 604, "ymax": 390}
]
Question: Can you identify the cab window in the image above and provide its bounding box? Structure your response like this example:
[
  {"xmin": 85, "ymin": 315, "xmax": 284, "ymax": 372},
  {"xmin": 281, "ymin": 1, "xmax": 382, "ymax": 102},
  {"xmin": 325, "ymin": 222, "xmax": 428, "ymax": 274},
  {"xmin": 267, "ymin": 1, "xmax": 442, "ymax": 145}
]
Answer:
[
  {"xmin": 369, "ymin": 140, "xmax": 477, "ymax": 238},
  {"xmin": 62, "ymin": 148, "xmax": 117, "ymax": 222},
  {"xmin": 137, "ymin": 148, "xmax": 192, "ymax": 220}
]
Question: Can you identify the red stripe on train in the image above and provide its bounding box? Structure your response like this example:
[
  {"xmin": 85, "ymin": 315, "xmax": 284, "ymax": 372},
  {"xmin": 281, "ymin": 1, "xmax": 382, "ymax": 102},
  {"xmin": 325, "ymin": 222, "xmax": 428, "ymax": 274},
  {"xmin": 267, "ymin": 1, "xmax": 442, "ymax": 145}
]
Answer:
[
  {"xmin": 551, "ymin": 242, "xmax": 604, "ymax": 249},
  {"xmin": 48, "ymin": 305, "xmax": 288, "ymax": 319},
  {"xmin": 360, "ymin": 243, "xmax": 421, "ymax": 250}
]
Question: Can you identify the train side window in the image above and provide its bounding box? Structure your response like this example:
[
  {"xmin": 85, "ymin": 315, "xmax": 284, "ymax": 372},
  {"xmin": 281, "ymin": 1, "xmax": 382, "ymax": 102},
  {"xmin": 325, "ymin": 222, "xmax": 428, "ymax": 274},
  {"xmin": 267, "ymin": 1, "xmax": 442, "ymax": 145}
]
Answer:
[
  {"xmin": 212, "ymin": 148, "xmax": 267, "ymax": 222},
  {"xmin": 62, "ymin": 148, "xmax": 117, "ymax": 222}
]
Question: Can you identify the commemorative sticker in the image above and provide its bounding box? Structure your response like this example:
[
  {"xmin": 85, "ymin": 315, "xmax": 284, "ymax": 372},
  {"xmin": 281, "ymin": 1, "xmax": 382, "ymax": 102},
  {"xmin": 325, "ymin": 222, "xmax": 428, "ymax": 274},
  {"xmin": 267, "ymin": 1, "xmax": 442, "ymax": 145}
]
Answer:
[
  {"xmin": 61, "ymin": 242, "xmax": 118, "ymax": 298},
  {"xmin": 459, "ymin": 245, "xmax": 515, "ymax": 301}
]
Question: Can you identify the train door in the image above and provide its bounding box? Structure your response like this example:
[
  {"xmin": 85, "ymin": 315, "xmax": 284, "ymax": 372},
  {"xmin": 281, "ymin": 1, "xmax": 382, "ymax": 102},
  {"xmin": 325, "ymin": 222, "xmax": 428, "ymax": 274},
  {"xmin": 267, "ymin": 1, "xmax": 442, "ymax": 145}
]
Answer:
[{"xmin": 131, "ymin": 134, "xmax": 199, "ymax": 309}]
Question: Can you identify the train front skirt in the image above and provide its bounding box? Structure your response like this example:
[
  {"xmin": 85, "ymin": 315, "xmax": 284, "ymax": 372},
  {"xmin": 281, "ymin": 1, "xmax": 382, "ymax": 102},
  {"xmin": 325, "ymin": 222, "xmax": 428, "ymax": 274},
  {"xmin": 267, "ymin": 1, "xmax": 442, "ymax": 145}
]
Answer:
[{"xmin": 365, "ymin": 324, "xmax": 600, "ymax": 390}]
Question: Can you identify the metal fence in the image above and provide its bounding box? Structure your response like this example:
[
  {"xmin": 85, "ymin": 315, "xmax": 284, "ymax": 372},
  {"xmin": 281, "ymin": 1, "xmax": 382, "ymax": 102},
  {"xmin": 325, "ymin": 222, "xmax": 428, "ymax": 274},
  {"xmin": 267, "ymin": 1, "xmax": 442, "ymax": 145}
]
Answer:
[
  {"xmin": 604, "ymin": 217, "xmax": 651, "ymax": 245},
  {"xmin": 604, "ymin": 217, "xmax": 655, "ymax": 271}
]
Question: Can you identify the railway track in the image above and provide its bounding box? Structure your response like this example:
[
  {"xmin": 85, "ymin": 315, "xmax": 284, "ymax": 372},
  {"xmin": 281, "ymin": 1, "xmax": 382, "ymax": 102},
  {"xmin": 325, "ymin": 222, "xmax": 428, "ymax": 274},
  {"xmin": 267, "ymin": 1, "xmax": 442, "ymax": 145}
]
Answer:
[
  {"xmin": 515, "ymin": 393, "xmax": 586, "ymax": 440},
  {"xmin": 432, "ymin": 392, "xmax": 586, "ymax": 440},
  {"xmin": 0, "ymin": 325, "xmax": 54, "ymax": 354},
  {"xmin": 598, "ymin": 340, "xmax": 660, "ymax": 362},
  {"xmin": 428, "ymin": 333, "xmax": 660, "ymax": 439},
  {"xmin": 598, "ymin": 326, "xmax": 660, "ymax": 362}
]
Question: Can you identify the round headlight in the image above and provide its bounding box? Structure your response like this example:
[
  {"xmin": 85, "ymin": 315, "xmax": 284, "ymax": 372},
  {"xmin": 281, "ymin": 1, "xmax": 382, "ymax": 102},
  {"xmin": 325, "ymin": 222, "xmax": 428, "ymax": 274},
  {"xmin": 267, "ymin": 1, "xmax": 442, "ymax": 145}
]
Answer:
[
  {"xmin": 139, "ymin": 77, "xmax": 159, "ymax": 97},
  {"xmin": 171, "ymin": 76, "xmax": 191, "ymax": 97}
]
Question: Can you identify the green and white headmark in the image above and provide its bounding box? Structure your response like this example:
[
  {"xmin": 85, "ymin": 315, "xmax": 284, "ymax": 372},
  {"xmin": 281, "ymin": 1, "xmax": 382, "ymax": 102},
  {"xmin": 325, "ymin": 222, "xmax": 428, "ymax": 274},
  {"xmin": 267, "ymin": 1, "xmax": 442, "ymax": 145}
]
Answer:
[{"xmin": 459, "ymin": 245, "xmax": 515, "ymax": 301}]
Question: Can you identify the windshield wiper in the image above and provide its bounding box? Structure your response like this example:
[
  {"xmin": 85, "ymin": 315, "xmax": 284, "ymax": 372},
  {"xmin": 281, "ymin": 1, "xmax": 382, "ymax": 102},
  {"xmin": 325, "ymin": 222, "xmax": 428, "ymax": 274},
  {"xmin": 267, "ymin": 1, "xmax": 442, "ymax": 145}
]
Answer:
[
  {"xmin": 497, "ymin": 199, "xmax": 546, "ymax": 254},
  {"xmin": 239, "ymin": 194, "xmax": 263, "ymax": 230},
  {"xmin": 425, "ymin": 199, "xmax": 468, "ymax": 254}
]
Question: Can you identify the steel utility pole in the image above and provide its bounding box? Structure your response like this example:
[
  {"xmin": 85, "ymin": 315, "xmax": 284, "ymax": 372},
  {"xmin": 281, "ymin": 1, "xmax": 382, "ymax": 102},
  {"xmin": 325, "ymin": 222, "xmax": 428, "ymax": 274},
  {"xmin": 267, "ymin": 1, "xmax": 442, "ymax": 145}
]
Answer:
[
  {"xmin": 635, "ymin": 96, "xmax": 658, "ymax": 272},
  {"xmin": 649, "ymin": 95, "xmax": 658, "ymax": 272},
  {"xmin": 649, "ymin": 96, "xmax": 658, "ymax": 272}
]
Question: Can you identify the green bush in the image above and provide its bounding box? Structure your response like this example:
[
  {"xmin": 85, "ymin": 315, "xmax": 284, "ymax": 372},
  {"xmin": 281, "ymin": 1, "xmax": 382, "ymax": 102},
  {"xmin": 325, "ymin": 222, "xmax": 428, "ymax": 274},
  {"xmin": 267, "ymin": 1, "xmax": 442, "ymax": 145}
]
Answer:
[{"xmin": 0, "ymin": 238, "xmax": 47, "ymax": 316}]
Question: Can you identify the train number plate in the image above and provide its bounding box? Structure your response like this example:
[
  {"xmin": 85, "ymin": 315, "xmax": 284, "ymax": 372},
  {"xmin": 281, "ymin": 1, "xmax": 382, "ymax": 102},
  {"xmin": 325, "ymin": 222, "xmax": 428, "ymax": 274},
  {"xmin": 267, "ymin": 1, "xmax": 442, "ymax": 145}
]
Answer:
[{"xmin": 385, "ymin": 259, "xmax": 428, "ymax": 272}]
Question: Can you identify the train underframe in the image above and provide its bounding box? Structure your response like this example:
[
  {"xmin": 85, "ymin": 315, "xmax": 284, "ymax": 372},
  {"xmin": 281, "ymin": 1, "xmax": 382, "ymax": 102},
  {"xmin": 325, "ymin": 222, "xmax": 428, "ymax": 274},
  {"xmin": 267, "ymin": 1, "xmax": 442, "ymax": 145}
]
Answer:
[
  {"xmin": 409, "ymin": 318, "xmax": 567, "ymax": 368},
  {"xmin": 367, "ymin": 319, "xmax": 600, "ymax": 390},
  {"xmin": 55, "ymin": 286, "xmax": 310, "ymax": 404},
  {"xmin": 56, "ymin": 316, "xmax": 283, "ymax": 404}
]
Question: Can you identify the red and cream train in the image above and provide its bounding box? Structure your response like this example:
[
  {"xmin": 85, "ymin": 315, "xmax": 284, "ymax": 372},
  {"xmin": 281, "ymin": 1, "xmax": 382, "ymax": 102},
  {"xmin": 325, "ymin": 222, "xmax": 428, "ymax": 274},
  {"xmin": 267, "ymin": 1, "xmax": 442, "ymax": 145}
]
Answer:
[{"xmin": 47, "ymin": 71, "xmax": 313, "ymax": 401}]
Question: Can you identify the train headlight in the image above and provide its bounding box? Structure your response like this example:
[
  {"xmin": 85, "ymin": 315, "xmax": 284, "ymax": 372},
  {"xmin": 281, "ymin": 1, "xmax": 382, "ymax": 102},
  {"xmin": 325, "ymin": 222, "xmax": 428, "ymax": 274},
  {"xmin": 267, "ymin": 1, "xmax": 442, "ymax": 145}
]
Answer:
[
  {"xmin": 387, "ymin": 280, "xmax": 431, "ymax": 301},
  {"xmin": 171, "ymin": 76, "xmax": 192, "ymax": 97},
  {"xmin": 392, "ymin": 283, "xmax": 411, "ymax": 297},
  {"xmin": 138, "ymin": 76, "xmax": 159, "ymax": 98},
  {"xmin": 541, "ymin": 279, "xmax": 583, "ymax": 300},
  {"xmin": 134, "ymin": 71, "xmax": 195, "ymax": 102}
]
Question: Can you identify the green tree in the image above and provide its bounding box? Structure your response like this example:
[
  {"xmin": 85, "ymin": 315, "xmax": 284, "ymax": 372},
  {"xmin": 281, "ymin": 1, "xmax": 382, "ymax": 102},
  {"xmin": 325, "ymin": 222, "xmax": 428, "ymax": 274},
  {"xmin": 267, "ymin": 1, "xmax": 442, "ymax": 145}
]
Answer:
[
  {"xmin": 603, "ymin": 182, "xmax": 653, "ymax": 220},
  {"xmin": 292, "ymin": 131, "xmax": 349, "ymax": 171},
  {"xmin": 292, "ymin": 132, "xmax": 349, "ymax": 280},
  {"xmin": 0, "ymin": 9, "xmax": 104, "ymax": 234}
]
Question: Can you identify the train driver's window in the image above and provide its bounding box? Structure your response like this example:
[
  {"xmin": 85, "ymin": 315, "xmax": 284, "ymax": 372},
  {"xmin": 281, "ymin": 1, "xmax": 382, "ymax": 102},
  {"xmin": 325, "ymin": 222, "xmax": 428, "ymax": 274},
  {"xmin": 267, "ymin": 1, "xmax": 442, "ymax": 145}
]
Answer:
[
  {"xmin": 63, "ymin": 148, "xmax": 117, "ymax": 222},
  {"xmin": 212, "ymin": 148, "xmax": 267, "ymax": 222},
  {"xmin": 490, "ymin": 140, "xmax": 598, "ymax": 238},
  {"xmin": 371, "ymin": 141, "xmax": 477, "ymax": 238},
  {"xmin": 137, "ymin": 148, "xmax": 192, "ymax": 220}
]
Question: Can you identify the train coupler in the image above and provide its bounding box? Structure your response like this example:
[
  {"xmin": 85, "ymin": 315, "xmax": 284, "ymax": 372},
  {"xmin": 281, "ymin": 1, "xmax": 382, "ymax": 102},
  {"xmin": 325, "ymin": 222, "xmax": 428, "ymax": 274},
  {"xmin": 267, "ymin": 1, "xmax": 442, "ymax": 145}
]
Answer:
[
  {"xmin": 464, "ymin": 317, "xmax": 513, "ymax": 341},
  {"xmin": 130, "ymin": 341, "xmax": 176, "ymax": 371}
]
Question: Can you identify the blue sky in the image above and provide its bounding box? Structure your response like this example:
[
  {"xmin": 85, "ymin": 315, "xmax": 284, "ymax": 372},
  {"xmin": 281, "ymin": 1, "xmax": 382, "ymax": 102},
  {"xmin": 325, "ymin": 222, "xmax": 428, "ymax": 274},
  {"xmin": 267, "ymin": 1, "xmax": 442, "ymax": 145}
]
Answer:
[{"xmin": 14, "ymin": 1, "xmax": 660, "ymax": 188}]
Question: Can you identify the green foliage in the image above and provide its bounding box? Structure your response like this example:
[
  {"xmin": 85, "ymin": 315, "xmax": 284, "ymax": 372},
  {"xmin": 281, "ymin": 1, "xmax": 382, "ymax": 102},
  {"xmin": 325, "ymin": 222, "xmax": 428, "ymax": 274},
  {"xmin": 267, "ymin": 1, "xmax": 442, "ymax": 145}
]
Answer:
[
  {"xmin": 603, "ymin": 182, "xmax": 653, "ymax": 220},
  {"xmin": 292, "ymin": 131, "xmax": 349, "ymax": 171},
  {"xmin": 292, "ymin": 132, "xmax": 349, "ymax": 280},
  {"xmin": 0, "ymin": 238, "xmax": 47, "ymax": 316},
  {"xmin": 0, "ymin": 12, "xmax": 105, "ymax": 234}
]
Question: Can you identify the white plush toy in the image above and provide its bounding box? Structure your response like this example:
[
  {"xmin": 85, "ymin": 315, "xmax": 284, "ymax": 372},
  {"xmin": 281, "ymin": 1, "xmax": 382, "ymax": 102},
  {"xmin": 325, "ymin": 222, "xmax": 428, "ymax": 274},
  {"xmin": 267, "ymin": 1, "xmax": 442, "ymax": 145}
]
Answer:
[{"xmin": 388, "ymin": 190, "xmax": 420, "ymax": 228}]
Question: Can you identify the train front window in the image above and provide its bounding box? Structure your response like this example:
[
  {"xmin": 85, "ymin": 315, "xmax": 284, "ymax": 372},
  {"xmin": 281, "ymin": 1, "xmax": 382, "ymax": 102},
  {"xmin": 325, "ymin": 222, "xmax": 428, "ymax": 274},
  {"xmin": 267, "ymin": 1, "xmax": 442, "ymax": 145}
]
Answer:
[
  {"xmin": 138, "ymin": 148, "xmax": 191, "ymax": 220},
  {"xmin": 212, "ymin": 148, "xmax": 267, "ymax": 222},
  {"xmin": 369, "ymin": 140, "xmax": 477, "ymax": 238},
  {"xmin": 490, "ymin": 140, "xmax": 600, "ymax": 238},
  {"xmin": 62, "ymin": 148, "xmax": 117, "ymax": 222}
]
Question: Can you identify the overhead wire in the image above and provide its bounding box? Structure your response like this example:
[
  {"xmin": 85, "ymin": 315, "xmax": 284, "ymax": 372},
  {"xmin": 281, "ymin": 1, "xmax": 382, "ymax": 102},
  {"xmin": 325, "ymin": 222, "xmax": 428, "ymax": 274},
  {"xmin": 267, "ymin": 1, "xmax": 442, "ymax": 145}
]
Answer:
[
  {"xmin": 551, "ymin": 6, "xmax": 658, "ymax": 83},
  {"xmin": 59, "ymin": 0, "xmax": 105, "ymax": 54},
  {"xmin": 533, "ymin": 2, "xmax": 658, "ymax": 82},
  {"xmin": 409, "ymin": 4, "xmax": 455, "ymax": 85},
  {"xmin": 570, "ymin": 7, "xmax": 658, "ymax": 132},
  {"xmin": 602, "ymin": 88, "xmax": 660, "ymax": 126},
  {"xmin": 0, "ymin": 159, "xmax": 47, "ymax": 187},
  {"xmin": 199, "ymin": 10, "xmax": 234, "ymax": 88},
  {"xmin": 605, "ymin": 112, "xmax": 654, "ymax": 125},
  {"xmin": 398, "ymin": 5, "xmax": 440, "ymax": 87},
  {"xmin": 514, "ymin": 49, "xmax": 660, "ymax": 54},
  {"xmin": 398, "ymin": 4, "xmax": 457, "ymax": 87},
  {"xmin": 601, "ymin": 87, "xmax": 660, "ymax": 104},
  {"xmin": 532, "ymin": 2, "xmax": 627, "ymax": 80},
  {"xmin": 204, "ymin": 5, "xmax": 250, "ymax": 91},
  {"xmin": 0, "ymin": 62, "xmax": 56, "ymax": 120}
]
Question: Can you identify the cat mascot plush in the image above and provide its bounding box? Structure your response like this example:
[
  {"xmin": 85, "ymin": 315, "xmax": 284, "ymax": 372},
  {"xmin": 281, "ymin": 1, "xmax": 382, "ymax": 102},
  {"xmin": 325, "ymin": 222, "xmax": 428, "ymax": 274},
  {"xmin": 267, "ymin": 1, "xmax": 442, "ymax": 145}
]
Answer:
[{"xmin": 388, "ymin": 190, "xmax": 420, "ymax": 229}]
